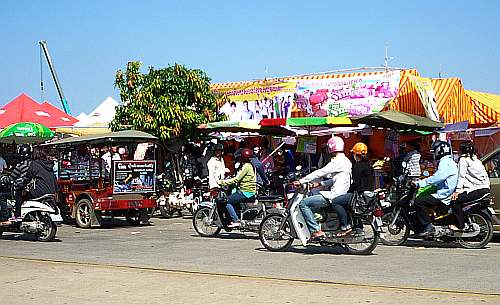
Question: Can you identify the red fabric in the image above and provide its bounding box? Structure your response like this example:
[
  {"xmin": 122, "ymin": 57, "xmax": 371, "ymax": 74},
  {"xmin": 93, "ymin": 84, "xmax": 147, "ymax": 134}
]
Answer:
[
  {"xmin": 0, "ymin": 93, "xmax": 77, "ymax": 128},
  {"xmin": 259, "ymin": 118, "xmax": 286, "ymax": 126}
]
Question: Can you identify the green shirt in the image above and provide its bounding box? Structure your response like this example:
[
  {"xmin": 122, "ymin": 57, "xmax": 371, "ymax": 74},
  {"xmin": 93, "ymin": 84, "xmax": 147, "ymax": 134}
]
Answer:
[{"xmin": 220, "ymin": 163, "xmax": 256, "ymax": 194}]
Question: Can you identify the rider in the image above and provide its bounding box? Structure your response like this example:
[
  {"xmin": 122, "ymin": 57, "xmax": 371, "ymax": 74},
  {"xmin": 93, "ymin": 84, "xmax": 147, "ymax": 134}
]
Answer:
[
  {"xmin": 292, "ymin": 136, "xmax": 352, "ymax": 241},
  {"xmin": 413, "ymin": 141, "xmax": 458, "ymax": 236},
  {"xmin": 0, "ymin": 144, "xmax": 33, "ymax": 222},
  {"xmin": 207, "ymin": 143, "xmax": 227, "ymax": 190},
  {"xmin": 450, "ymin": 141, "xmax": 490, "ymax": 231},
  {"xmin": 25, "ymin": 148, "xmax": 58, "ymax": 202},
  {"xmin": 330, "ymin": 142, "xmax": 374, "ymax": 237},
  {"xmin": 218, "ymin": 148, "xmax": 257, "ymax": 228}
]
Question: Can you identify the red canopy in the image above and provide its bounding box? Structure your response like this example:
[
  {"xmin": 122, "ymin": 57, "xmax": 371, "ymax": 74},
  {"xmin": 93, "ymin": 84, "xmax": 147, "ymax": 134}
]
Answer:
[{"xmin": 0, "ymin": 93, "xmax": 77, "ymax": 128}]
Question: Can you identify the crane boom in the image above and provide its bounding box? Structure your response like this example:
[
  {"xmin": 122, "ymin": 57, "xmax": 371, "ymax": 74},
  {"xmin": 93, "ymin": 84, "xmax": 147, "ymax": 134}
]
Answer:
[{"xmin": 39, "ymin": 40, "xmax": 71, "ymax": 115}]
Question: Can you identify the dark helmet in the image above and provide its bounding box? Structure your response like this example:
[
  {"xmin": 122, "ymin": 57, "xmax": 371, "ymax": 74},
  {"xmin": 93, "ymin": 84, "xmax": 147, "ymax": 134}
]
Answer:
[
  {"xmin": 432, "ymin": 141, "xmax": 451, "ymax": 160},
  {"xmin": 239, "ymin": 148, "xmax": 253, "ymax": 162},
  {"xmin": 17, "ymin": 144, "xmax": 32, "ymax": 159},
  {"xmin": 459, "ymin": 141, "xmax": 475, "ymax": 157},
  {"xmin": 214, "ymin": 143, "xmax": 224, "ymax": 152}
]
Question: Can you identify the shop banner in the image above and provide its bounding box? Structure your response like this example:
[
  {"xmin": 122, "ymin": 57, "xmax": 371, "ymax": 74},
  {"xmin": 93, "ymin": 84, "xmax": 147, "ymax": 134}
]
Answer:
[
  {"xmin": 408, "ymin": 75, "xmax": 440, "ymax": 122},
  {"xmin": 113, "ymin": 160, "xmax": 156, "ymax": 194},
  {"xmin": 295, "ymin": 71, "xmax": 401, "ymax": 117},
  {"xmin": 215, "ymin": 80, "xmax": 296, "ymax": 121}
]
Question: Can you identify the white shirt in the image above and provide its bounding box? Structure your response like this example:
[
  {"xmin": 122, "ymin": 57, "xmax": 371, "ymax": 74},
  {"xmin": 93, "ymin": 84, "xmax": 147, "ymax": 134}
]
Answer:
[
  {"xmin": 404, "ymin": 150, "xmax": 421, "ymax": 177},
  {"xmin": 207, "ymin": 156, "xmax": 226, "ymax": 189},
  {"xmin": 0, "ymin": 157, "xmax": 6, "ymax": 173},
  {"xmin": 300, "ymin": 153, "xmax": 352, "ymax": 200},
  {"xmin": 456, "ymin": 155, "xmax": 490, "ymax": 193}
]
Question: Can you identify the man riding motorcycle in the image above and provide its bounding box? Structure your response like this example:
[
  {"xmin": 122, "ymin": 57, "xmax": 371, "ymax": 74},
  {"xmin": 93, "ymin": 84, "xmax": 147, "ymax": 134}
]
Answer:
[
  {"xmin": 0, "ymin": 144, "xmax": 33, "ymax": 222},
  {"xmin": 292, "ymin": 136, "xmax": 352, "ymax": 241},
  {"xmin": 218, "ymin": 148, "xmax": 257, "ymax": 228},
  {"xmin": 413, "ymin": 141, "xmax": 458, "ymax": 236}
]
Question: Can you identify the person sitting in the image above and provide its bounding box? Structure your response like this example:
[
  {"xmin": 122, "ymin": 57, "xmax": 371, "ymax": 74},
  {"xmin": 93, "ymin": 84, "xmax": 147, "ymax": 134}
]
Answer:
[
  {"xmin": 250, "ymin": 145, "xmax": 269, "ymax": 188},
  {"xmin": 450, "ymin": 141, "xmax": 490, "ymax": 231},
  {"xmin": 414, "ymin": 141, "xmax": 458, "ymax": 236},
  {"xmin": 0, "ymin": 144, "xmax": 33, "ymax": 222},
  {"xmin": 218, "ymin": 148, "xmax": 256, "ymax": 228},
  {"xmin": 292, "ymin": 136, "xmax": 351, "ymax": 241},
  {"xmin": 331, "ymin": 142, "xmax": 374, "ymax": 237},
  {"xmin": 25, "ymin": 148, "xmax": 58, "ymax": 202}
]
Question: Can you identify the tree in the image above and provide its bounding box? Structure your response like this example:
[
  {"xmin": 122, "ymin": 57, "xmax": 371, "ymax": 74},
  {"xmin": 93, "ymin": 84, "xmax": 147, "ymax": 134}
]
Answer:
[{"xmin": 111, "ymin": 61, "xmax": 226, "ymax": 141}]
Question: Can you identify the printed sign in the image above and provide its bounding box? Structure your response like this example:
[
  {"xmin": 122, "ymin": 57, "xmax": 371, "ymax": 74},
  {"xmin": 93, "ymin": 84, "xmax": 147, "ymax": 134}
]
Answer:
[
  {"xmin": 113, "ymin": 160, "xmax": 156, "ymax": 194},
  {"xmin": 408, "ymin": 75, "xmax": 440, "ymax": 122}
]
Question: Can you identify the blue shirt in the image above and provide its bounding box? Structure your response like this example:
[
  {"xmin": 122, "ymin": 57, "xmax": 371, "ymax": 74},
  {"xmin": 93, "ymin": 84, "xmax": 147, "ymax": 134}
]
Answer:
[{"xmin": 416, "ymin": 155, "xmax": 458, "ymax": 205}]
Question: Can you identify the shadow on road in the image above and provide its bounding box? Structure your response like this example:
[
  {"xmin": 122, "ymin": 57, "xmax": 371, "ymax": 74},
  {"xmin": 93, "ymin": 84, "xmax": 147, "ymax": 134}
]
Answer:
[{"xmin": 0, "ymin": 233, "xmax": 62, "ymax": 242}]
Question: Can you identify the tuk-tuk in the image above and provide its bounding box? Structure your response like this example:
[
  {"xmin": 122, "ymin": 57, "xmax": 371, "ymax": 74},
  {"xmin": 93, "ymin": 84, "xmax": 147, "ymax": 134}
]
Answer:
[{"xmin": 43, "ymin": 130, "xmax": 158, "ymax": 228}]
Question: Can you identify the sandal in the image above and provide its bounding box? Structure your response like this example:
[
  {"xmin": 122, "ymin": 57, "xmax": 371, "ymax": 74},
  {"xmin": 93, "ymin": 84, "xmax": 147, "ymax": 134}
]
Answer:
[{"xmin": 336, "ymin": 228, "xmax": 352, "ymax": 237}]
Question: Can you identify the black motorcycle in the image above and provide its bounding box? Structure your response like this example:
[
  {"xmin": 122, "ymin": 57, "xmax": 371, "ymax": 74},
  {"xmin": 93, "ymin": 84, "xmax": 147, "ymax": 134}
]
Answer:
[{"xmin": 379, "ymin": 174, "xmax": 494, "ymax": 249}]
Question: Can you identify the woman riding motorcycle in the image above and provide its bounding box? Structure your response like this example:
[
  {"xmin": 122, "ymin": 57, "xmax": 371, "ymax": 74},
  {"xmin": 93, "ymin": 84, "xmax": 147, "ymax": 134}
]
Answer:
[
  {"xmin": 292, "ymin": 136, "xmax": 352, "ymax": 241},
  {"xmin": 450, "ymin": 141, "xmax": 490, "ymax": 231},
  {"xmin": 414, "ymin": 141, "xmax": 458, "ymax": 236},
  {"xmin": 218, "ymin": 148, "xmax": 256, "ymax": 228},
  {"xmin": 330, "ymin": 142, "xmax": 374, "ymax": 237}
]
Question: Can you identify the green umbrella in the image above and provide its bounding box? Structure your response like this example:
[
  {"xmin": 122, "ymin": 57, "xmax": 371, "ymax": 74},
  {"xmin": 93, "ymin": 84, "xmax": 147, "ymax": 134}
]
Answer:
[{"xmin": 0, "ymin": 122, "xmax": 55, "ymax": 144}]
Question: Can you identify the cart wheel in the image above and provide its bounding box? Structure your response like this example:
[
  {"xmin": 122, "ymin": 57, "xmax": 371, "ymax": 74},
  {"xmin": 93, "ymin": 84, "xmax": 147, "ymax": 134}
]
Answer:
[
  {"xmin": 125, "ymin": 209, "xmax": 141, "ymax": 226},
  {"xmin": 75, "ymin": 199, "xmax": 93, "ymax": 229}
]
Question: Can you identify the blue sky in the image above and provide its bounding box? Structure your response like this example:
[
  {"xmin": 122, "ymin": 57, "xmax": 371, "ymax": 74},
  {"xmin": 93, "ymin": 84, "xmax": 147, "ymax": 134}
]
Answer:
[{"xmin": 1, "ymin": 0, "xmax": 499, "ymax": 116}]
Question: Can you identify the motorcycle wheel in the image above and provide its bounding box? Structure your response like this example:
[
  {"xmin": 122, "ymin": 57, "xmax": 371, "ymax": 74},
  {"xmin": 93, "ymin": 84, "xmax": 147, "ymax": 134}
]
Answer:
[
  {"xmin": 192, "ymin": 207, "xmax": 221, "ymax": 237},
  {"xmin": 259, "ymin": 213, "xmax": 294, "ymax": 252},
  {"xmin": 457, "ymin": 212, "xmax": 493, "ymax": 249},
  {"xmin": 380, "ymin": 210, "xmax": 410, "ymax": 246},
  {"xmin": 35, "ymin": 213, "xmax": 57, "ymax": 242},
  {"xmin": 344, "ymin": 220, "xmax": 379, "ymax": 255},
  {"xmin": 159, "ymin": 205, "xmax": 175, "ymax": 218}
]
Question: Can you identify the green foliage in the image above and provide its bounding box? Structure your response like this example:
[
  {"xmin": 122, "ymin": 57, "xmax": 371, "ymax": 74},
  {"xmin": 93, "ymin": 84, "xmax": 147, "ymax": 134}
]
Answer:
[{"xmin": 111, "ymin": 62, "xmax": 225, "ymax": 141}]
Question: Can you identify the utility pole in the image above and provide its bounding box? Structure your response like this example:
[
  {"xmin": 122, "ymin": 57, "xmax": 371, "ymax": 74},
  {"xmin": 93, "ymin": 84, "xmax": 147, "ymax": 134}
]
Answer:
[{"xmin": 384, "ymin": 43, "xmax": 394, "ymax": 71}]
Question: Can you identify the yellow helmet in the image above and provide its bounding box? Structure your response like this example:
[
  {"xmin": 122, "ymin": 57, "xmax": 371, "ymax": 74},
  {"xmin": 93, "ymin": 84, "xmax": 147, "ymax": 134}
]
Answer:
[{"xmin": 351, "ymin": 142, "xmax": 368, "ymax": 155}]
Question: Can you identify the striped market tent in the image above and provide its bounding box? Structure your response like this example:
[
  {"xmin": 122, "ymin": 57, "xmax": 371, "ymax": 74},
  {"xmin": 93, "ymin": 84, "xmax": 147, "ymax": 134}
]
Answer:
[{"xmin": 465, "ymin": 90, "xmax": 500, "ymax": 125}]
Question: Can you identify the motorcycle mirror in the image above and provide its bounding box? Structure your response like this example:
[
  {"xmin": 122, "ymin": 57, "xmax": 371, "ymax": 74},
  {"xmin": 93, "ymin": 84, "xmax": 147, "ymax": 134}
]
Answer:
[
  {"xmin": 422, "ymin": 170, "xmax": 430, "ymax": 177},
  {"xmin": 296, "ymin": 165, "xmax": 302, "ymax": 171},
  {"xmin": 184, "ymin": 169, "xmax": 190, "ymax": 174},
  {"xmin": 401, "ymin": 161, "xmax": 407, "ymax": 169}
]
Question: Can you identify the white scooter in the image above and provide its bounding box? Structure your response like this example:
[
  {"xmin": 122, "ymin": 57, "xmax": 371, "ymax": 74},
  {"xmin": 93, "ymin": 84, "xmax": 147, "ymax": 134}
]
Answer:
[
  {"xmin": 258, "ymin": 183, "xmax": 383, "ymax": 255},
  {"xmin": 0, "ymin": 193, "xmax": 63, "ymax": 242}
]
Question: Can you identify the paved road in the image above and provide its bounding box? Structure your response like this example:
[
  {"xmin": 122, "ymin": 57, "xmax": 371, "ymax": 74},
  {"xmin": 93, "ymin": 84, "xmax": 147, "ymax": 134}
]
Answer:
[{"xmin": 1, "ymin": 216, "xmax": 499, "ymax": 304}]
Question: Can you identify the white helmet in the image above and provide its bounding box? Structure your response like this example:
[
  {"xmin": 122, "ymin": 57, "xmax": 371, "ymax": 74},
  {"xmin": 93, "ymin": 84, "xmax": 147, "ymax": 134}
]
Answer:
[{"xmin": 327, "ymin": 136, "xmax": 344, "ymax": 153}]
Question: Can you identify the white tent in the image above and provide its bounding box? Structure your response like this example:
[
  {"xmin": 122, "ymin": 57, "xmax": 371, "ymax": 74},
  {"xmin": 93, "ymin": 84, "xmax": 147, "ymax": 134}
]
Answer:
[{"xmin": 75, "ymin": 96, "xmax": 119, "ymax": 127}]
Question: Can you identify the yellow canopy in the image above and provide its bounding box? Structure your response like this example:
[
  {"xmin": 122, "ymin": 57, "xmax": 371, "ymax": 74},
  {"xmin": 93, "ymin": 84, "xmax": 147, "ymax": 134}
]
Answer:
[{"xmin": 55, "ymin": 126, "xmax": 111, "ymax": 136}]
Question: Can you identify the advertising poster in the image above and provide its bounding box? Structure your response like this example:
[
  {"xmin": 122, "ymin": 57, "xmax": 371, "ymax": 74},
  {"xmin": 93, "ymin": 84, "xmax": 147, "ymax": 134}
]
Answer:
[
  {"xmin": 408, "ymin": 75, "xmax": 440, "ymax": 122},
  {"xmin": 214, "ymin": 80, "xmax": 297, "ymax": 120},
  {"xmin": 296, "ymin": 136, "xmax": 317, "ymax": 154},
  {"xmin": 295, "ymin": 71, "xmax": 401, "ymax": 117},
  {"xmin": 113, "ymin": 161, "xmax": 156, "ymax": 194}
]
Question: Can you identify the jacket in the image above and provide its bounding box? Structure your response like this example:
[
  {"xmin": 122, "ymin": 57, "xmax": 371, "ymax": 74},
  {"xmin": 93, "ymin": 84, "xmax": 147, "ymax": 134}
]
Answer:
[
  {"xmin": 26, "ymin": 160, "xmax": 58, "ymax": 198},
  {"xmin": 300, "ymin": 153, "xmax": 352, "ymax": 200},
  {"xmin": 207, "ymin": 156, "xmax": 226, "ymax": 189},
  {"xmin": 219, "ymin": 162, "xmax": 256, "ymax": 194},
  {"xmin": 456, "ymin": 155, "xmax": 490, "ymax": 193},
  {"xmin": 0, "ymin": 159, "xmax": 31, "ymax": 190},
  {"xmin": 349, "ymin": 160, "xmax": 374, "ymax": 193},
  {"xmin": 416, "ymin": 155, "xmax": 458, "ymax": 205}
]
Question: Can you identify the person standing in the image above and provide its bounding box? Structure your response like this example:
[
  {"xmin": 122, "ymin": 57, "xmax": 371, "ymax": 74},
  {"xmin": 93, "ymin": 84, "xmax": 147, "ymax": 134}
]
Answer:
[
  {"xmin": 207, "ymin": 144, "xmax": 227, "ymax": 189},
  {"xmin": 404, "ymin": 141, "xmax": 421, "ymax": 178},
  {"xmin": 240, "ymin": 100, "xmax": 254, "ymax": 120},
  {"xmin": 0, "ymin": 155, "xmax": 7, "ymax": 173}
]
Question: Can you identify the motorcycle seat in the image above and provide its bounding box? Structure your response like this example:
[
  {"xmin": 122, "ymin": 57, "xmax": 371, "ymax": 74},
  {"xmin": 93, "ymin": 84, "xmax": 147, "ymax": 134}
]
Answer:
[
  {"xmin": 31, "ymin": 194, "xmax": 55, "ymax": 202},
  {"xmin": 461, "ymin": 192, "xmax": 490, "ymax": 207}
]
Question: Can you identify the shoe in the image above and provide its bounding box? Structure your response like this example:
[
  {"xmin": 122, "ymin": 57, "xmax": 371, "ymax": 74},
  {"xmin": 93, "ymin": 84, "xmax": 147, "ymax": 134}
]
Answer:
[
  {"xmin": 309, "ymin": 230, "xmax": 326, "ymax": 241},
  {"xmin": 8, "ymin": 216, "xmax": 22, "ymax": 222},
  {"xmin": 227, "ymin": 221, "xmax": 241, "ymax": 228},
  {"xmin": 418, "ymin": 224, "xmax": 434, "ymax": 237},
  {"xmin": 448, "ymin": 224, "xmax": 462, "ymax": 231}
]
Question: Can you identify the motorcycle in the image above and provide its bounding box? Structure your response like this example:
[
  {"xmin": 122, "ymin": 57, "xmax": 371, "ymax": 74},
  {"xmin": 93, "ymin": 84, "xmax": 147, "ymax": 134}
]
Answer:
[
  {"xmin": 192, "ymin": 186, "xmax": 283, "ymax": 237},
  {"xmin": 258, "ymin": 173, "xmax": 383, "ymax": 255},
  {"xmin": 379, "ymin": 173, "xmax": 494, "ymax": 249},
  {"xmin": 0, "ymin": 193, "xmax": 63, "ymax": 242}
]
